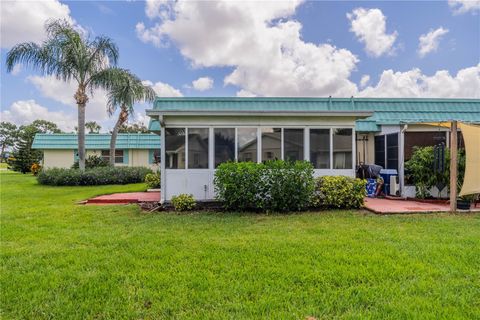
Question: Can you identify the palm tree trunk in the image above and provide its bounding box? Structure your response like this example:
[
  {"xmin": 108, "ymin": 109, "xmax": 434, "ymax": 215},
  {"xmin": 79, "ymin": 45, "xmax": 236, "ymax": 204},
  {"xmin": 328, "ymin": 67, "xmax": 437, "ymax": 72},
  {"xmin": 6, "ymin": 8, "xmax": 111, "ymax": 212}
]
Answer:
[
  {"xmin": 77, "ymin": 104, "xmax": 86, "ymax": 171},
  {"xmin": 75, "ymin": 86, "xmax": 88, "ymax": 171},
  {"xmin": 109, "ymin": 106, "xmax": 128, "ymax": 166}
]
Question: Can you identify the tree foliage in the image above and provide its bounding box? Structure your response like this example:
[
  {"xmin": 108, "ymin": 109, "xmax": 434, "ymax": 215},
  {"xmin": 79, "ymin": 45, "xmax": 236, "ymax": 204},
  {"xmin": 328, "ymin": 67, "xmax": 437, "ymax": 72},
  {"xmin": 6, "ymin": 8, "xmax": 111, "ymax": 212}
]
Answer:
[
  {"xmin": 0, "ymin": 122, "xmax": 18, "ymax": 160},
  {"xmin": 9, "ymin": 120, "xmax": 62, "ymax": 173},
  {"xmin": 117, "ymin": 123, "xmax": 150, "ymax": 133}
]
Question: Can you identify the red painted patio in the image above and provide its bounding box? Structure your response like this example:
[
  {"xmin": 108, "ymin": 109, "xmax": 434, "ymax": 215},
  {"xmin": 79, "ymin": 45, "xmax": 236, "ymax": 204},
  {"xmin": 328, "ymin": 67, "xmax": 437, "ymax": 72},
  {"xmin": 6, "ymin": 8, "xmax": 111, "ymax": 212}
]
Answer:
[
  {"xmin": 364, "ymin": 197, "xmax": 479, "ymax": 214},
  {"xmin": 86, "ymin": 192, "xmax": 160, "ymax": 205}
]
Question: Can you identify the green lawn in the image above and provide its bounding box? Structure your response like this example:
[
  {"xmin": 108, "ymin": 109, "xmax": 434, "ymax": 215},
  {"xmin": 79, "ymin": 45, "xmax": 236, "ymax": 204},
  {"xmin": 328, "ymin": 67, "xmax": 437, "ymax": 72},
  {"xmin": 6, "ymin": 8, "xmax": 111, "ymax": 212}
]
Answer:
[{"xmin": 1, "ymin": 172, "xmax": 479, "ymax": 319}]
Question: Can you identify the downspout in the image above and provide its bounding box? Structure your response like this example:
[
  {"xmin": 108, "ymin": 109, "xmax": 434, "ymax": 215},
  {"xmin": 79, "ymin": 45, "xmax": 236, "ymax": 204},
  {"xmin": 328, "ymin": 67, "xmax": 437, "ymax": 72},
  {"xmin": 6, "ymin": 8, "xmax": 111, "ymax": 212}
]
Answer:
[{"xmin": 399, "ymin": 124, "xmax": 408, "ymax": 198}]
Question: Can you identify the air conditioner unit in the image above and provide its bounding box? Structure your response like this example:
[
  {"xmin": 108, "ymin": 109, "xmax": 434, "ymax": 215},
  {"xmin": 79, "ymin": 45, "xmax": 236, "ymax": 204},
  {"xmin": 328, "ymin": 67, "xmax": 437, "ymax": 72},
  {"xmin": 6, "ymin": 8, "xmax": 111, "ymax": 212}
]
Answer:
[{"xmin": 390, "ymin": 175, "xmax": 400, "ymax": 196}]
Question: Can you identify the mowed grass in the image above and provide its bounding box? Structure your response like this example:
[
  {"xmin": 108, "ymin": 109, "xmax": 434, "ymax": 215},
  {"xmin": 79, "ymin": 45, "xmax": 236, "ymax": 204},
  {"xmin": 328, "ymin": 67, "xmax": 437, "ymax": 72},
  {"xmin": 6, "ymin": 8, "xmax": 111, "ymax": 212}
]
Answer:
[{"xmin": 1, "ymin": 172, "xmax": 479, "ymax": 319}]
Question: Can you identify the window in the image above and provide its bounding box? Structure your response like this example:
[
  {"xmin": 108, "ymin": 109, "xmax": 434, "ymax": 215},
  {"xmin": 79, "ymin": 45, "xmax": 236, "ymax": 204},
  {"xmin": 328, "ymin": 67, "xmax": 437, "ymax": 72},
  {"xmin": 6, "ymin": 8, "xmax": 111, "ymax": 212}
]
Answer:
[
  {"xmin": 284, "ymin": 129, "xmax": 304, "ymax": 161},
  {"xmin": 374, "ymin": 135, "xmax": 385, "ymax": 168},
  {"xmin": 214, "ymin": 128, "xmax": 235, "ymax": 167},
  {"xmin": 332, "ymin": 128, "xmax": 352, "ymax": 169},
  {"xmin": 165, "ymin": 128, "xmax": 186, "ymax": 169},
  {"xmin": 261, "ymin": 128, "xmax": 281, "ymax": 161},
  {"xmin": 151, "ymin": 149, "xmax": 161, "ymax": 164},
  {"xmin": 101, "ymin": 150, "xmax": 124, "ymax": 164},
  {"xmin": 310, "ymin": 129, "xmax": 330, "ymax": 169},
  {"xmin": 386, "ymin": 133, "xmax": 398, "ymax": 170},
  {"xmin": 238, "ymin": 128, "xmax": 257, "ymax": 162},
  {"xmin": 188, "ymin": 128, "xmax": 209, "ymax": 169}
]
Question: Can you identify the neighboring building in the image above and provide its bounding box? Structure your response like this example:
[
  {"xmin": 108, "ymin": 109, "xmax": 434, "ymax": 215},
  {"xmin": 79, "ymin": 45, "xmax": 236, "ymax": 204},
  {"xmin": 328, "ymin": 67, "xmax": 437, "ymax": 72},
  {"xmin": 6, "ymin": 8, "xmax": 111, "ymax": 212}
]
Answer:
[
  {"xmin": 32, "ymin": 133, "xmax": 161, "ymax": 170},
  {"xmin": 147, "ymin": 97, "xmax": 480, "ymax": 203}
]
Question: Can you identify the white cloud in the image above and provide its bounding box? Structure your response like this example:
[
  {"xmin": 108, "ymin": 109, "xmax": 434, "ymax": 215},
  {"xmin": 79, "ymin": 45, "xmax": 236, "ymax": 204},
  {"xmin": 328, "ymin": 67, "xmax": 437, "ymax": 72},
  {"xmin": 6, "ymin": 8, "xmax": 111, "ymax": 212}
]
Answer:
[
  {"xmin": 358, "ymin": 64, "xmax": 480, "ymax": 98},
  {"xmin": 142, "ymin": 80, "xmax": 183, "ymax": 97},
  {"xmin": 0, "ymin": 100, "xmax": 76, "ymax": 131},
  {"xmin": 359, "ymin": 75, "xmax": 370, "ymax": 88},
  {"xmin": 27, "ymin": 75, "xmax": 109, "ymax": 123},
  {"xmin": 448, "ymin": 0, "xmax": 480, "ymax": 14},
  {"xmin": 236, "ymin": 89, "xmax": 257, "ymax": 97},
  {"xmin": 136, "ymin": 0, "xmax": 359, "ymax": 97},
  {"xmin": 0, "ymin": 0, "xmax": 74, "ymax": 48},
  {"xmin": 11, "ymin": 63, "xmax": 22, "ymax": 76},
  {"xmin": 347, "ymin": 8, "xmax": 398, "ymax": 57},
  {"xmin": 418, "ymin": 27, "xmax": 449, "ymax": 57},
  {"xmin": 192, "ymin": 77, "xmax": 213, "ymax": 91}
]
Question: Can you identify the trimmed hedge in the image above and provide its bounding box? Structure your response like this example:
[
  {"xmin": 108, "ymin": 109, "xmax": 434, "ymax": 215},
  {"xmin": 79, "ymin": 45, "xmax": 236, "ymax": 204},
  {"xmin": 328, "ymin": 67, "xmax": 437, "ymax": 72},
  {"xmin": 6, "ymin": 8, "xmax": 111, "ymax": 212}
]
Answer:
[
  {"xmin": 37, "ymin": 166, "xmax": 153, "ymax": 186},
  {"xmin": 312, "ymin": 176, "xmax": 366, "ymax": 209},
  {"xmin": 214, "ymin": 160, "xmax": 315, "ymax": 212}
]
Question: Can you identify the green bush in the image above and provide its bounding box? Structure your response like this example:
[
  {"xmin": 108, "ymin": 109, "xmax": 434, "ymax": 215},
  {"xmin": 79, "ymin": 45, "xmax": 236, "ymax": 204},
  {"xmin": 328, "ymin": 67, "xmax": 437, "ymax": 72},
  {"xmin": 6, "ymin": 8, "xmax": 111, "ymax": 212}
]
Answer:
[
  {"xmin": 37, "ymin": 166, "xmax": 152, "ymax": 186},
  {"xmin": 214, "ymin": 160, "xmax": 315, "ymax": 212},
  {"xmin": 144, "ymin": 172, "xmax": 161, "ymax": 189},
  {"xmin": 171, "ymin": 194, "xmax": 196, "ymax": 211},
  {"xmin": 71, "ymin": 155, "xmax": 110, "ymax": 169},
  {"xmin": 405, "ymin": 146, "xmax": 465, "ymax": 198},
  {"xmin": 311, "ymin": 176, "xmax": 366, "ymax": 209}
]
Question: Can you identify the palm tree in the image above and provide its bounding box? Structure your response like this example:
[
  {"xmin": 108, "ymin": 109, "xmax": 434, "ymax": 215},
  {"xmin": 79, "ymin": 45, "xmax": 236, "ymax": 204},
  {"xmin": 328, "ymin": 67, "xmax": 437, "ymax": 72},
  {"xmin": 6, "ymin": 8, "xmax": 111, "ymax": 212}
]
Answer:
[
  {"xmin": 105, "ymin": 70, "xmax": 156, "ymax": 165},
  {"xmin": 6, "ymin": 19, "xmax": 123, "ymax": 170},
  {"xmin": 85, "ymin": 121, "xmax": 101, "ymax": 134}
]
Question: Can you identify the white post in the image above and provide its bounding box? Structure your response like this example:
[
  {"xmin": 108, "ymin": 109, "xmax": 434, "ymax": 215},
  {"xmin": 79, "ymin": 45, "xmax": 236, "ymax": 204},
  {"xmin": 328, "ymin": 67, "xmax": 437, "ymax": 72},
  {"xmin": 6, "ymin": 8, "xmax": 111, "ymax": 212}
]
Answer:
[
  {"xmin": 160, "ymin": 124, "xmax": 166, "ymax": 204},
  {"xmin": 304, "ymin": 127, "xmax": 310, "ymax": 161},
  {"xmin": 399, "ymin": 124, "xmax": 407, "ymax": 198}
]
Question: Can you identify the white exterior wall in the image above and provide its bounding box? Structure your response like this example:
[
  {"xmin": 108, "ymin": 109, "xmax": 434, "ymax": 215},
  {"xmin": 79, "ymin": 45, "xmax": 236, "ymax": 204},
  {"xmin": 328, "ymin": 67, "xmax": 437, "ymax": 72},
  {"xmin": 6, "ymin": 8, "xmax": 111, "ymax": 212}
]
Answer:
[
  {"xmin": 42, "ymin": 150, "xmax": 75, "ymax": 168},
  {"xmin": 160, "ymin": 115, "xmax": 358, "ymax": 202},
  {"xmin": 41, "ymin": 149, "xmax": 158, "ymax": 170}
]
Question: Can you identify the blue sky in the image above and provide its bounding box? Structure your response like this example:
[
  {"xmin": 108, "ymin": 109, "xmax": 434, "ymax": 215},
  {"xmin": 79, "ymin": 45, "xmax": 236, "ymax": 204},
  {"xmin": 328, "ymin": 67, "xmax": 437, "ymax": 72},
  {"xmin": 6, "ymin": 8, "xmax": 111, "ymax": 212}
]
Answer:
[{"xmin": 1, "ymin": 0, "xmax": 479, "ymax": 132}]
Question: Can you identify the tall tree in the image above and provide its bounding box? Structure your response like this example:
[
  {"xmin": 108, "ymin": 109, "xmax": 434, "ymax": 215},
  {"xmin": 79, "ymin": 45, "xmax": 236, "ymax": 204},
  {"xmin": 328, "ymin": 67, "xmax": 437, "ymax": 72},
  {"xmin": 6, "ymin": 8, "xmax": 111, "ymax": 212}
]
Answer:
[
  {"xmin": 105, "ymin": 70, "xmax": 155, "ymax": 165},
  {"xmin": 0, "ymin": 122, "xmax": 18, "ymax": 161},
  {"xmin": 10, "ymin": 120, "xmax": 62, "ymax": 173},
  {"xmin": 6, "ymin": 19, "xmax": 125, "ymax": 171},
  {"xmin": 85, "ymin": 121, "xmax": 101, "ymax": 134}
]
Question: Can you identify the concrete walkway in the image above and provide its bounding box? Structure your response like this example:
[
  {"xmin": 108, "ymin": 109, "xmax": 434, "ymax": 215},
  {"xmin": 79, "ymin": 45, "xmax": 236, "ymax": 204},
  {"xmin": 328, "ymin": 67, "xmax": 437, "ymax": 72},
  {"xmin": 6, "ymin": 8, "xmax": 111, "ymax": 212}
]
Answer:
[
  {"xmin": 364, "ymin": 197, "xmax": 479, "ymax": 214},
  {"xmin": 86, "ymin": 192, "xmax": 160, "ymax": 205}
]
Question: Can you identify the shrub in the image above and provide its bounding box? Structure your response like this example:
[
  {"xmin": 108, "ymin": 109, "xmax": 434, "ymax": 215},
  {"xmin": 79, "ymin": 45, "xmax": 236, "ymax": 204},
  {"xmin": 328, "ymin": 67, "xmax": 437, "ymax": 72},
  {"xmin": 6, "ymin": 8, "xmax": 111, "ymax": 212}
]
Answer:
[
  {"xmin": 71, "ymin": 155, "xmax": 111, "ymax": 169},
  {"xmin": 405, "ymin": 146, "xmax": 465, "ymax": 198},
  {"xmin": 311, "ymin": 176, "xmax": 366, "ymax": 209},
  {"xmin": 214, "ymin": 160, "xmax": 315, "ymax": 212},
  {"xmin": 171, "ymin": 194, "xmax": 196, "ymax": 211},
  {"xmin": 145, "ymin": 172, "xmax": 161, "ymax": 189},
  {"xmin": 37, "ymin": 166, "xmax": 152, "ymax": 186}
]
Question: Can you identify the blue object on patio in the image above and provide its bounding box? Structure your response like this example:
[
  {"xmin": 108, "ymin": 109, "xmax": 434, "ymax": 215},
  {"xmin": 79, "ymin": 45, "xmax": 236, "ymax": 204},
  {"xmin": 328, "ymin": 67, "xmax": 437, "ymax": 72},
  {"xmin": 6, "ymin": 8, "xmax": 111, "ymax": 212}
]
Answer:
[
  {"xmin": 366, "ymin": 178, "xmax": 377, "ymax": 197},
  {"xmin": 380, "ymin": 169, "xmax": 398, "ymax": 195}
]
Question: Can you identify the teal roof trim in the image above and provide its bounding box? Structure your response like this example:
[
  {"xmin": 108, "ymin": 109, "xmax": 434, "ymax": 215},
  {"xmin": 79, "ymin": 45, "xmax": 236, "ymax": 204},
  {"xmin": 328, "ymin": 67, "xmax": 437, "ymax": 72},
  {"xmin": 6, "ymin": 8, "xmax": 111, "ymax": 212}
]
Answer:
[
  {"xmin": 148, "ymin": 97, "xmax": 480, "ymax": 132},
  {"xmin": 32, "ymin": 133, "xmax": 161, "ymax": 150}
]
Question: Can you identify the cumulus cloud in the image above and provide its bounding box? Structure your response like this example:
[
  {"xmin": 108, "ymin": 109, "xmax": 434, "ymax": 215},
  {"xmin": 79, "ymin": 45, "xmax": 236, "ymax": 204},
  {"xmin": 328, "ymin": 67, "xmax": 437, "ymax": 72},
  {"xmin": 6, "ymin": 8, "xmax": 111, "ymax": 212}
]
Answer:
[
  {"xmin": 347, "ymin": 8, "xmax": 398, "ymax": 57},
  {"xmin": 358, "ymin": 64, "xmax": 480, "ymax": 98},
  {"xmin": 143, "ymin": 80, "xmax": 183, "ymax": 97},
  {"xmin": 418, "ymin": 27, "xmax": 449, "ymax": 57},
  {"xmin": 192, "ymin": 77, "xmax": 213, "ymax": 91},
  {"xmin": 27, "ymin": 75, "xmax": 109, "ymax": 123},
  {"xmin": 136, "ymin": 0, "xmax": 359, "ymax": 97},
  {"xmin": 448, "ymin": 0, "xmax": 480, "ymax": 14},
  {"xmin": 0, "ymin": 100, "xmax": 76, "ymax": 131},
  {"xmin": 0, "ymin": 0, "xmax": 74, "ymax": 48},
  {"xmin": 359, "ymin": 75, "xmax": 370, "ymax": 88}
]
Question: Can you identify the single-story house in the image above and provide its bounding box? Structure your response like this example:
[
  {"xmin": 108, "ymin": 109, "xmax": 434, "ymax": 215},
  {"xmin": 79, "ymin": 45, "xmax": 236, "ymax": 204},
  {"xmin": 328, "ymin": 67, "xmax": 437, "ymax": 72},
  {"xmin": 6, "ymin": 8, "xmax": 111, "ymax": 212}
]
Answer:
[
  {"xmin": 32, "ymin": 133, "xmax": 161, "ymax": 169},
  {"xmin": 147, "ymin": 97, "xmax": 480, "ymax": 203}
]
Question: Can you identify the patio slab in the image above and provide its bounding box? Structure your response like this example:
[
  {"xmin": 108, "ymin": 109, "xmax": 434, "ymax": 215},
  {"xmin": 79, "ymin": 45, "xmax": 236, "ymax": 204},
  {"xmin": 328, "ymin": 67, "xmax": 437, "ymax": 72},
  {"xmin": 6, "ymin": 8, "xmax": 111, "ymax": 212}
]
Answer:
[
  {"xmin": 86, "ymin": 192, "xmax": 160, "ymax": 205},
  {"xmin": 364, "ymin": 197, "xmax": 480, "ymax": 214}
]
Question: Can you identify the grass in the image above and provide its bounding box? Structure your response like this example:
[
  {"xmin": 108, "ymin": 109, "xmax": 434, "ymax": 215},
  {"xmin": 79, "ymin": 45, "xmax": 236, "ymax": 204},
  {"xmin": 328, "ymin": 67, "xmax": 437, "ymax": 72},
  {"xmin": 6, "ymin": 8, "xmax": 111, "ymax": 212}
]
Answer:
[{"xmin": 1, "ymin": 172, "xmax": 479, "ymax": 319}]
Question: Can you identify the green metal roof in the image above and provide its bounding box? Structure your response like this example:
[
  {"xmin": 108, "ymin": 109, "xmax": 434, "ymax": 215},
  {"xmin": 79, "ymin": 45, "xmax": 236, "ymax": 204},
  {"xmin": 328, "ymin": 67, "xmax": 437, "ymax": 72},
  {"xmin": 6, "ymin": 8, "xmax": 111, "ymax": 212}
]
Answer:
[
  {"xmin": 147, "ymin": 97, "xmax": 480, "ymax": 132},
  {"xmin": 32, "ymin": 133, "xmax": 160, "ymax": 150}
]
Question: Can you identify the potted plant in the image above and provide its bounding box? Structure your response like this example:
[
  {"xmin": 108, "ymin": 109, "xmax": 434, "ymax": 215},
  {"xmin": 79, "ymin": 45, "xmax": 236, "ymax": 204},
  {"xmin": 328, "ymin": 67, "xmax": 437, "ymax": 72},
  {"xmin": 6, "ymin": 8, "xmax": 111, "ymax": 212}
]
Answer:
[{"xmin": 456, "ymin": 180, "xmax": 474, "ymax": 210}]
